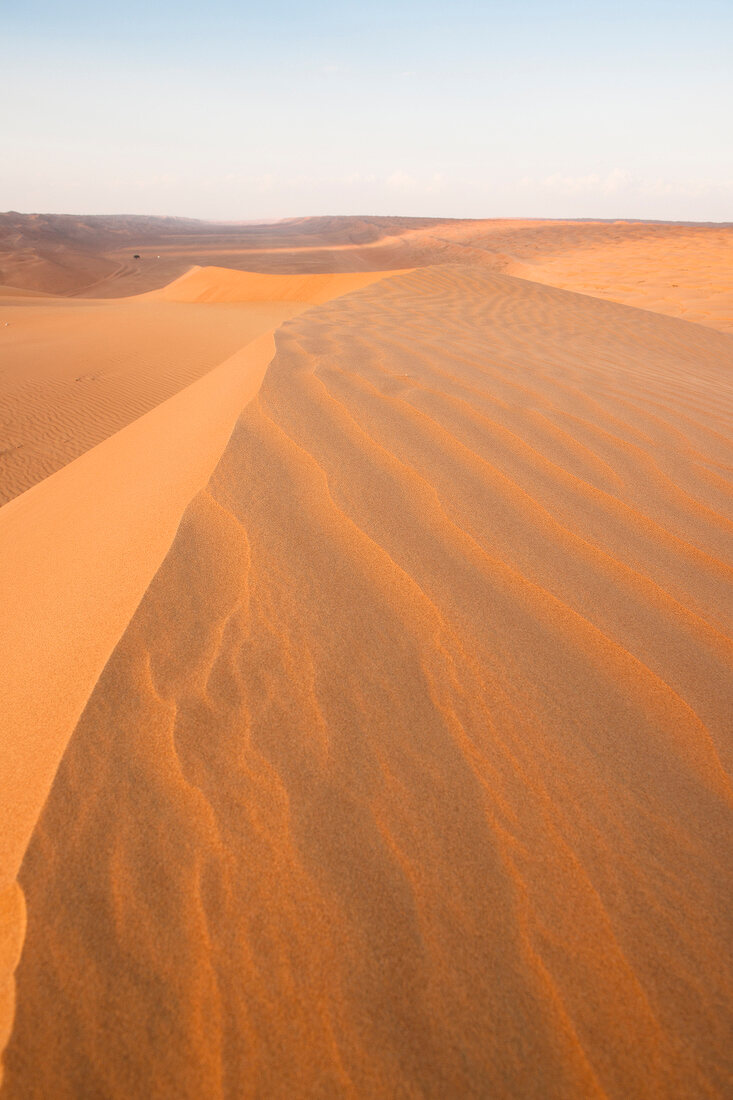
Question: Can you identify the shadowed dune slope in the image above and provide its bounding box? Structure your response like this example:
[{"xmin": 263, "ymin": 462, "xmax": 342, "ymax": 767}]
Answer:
[{"xmin": 4, "ymin": 266, "xmax": 732, "ymax": 1098}]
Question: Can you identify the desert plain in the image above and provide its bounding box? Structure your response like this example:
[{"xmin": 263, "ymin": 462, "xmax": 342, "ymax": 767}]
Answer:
[{"xmin": 0, "ymin": 212, "xmax": 732, "ymax": 1098}]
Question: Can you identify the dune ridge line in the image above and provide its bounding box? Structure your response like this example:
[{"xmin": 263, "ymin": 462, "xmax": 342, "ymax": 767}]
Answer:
[{"xmin": 0, "ymin": 265, "xmax": 408, "ymax": 1083}]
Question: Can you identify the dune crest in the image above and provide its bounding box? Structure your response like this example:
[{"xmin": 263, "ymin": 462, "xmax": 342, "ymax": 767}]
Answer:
[
  {"xmin": 148, "ymin": 265, "xmax": 412, "ymax": 304},
  {"xmin": 0, "ymin": 268, "xmax": 409, "ymax": 504},
  {"xmin": 3, "ymin": 212, "xmax": 731, "ymax": 336},
  {"xmin": 0, "ymin": 266, "xmax": 406, "ymax": 1088},
  {"xmin": 3, "ymin": 265, "xmax": 732, "ymax": 1097},
  {"xmin": 503, "ymin": 227, "xmax": 733, "ymax": 333}
]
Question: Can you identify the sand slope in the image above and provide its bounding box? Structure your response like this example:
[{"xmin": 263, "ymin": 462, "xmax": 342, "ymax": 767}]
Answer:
[
  {"xmin": 0, "ymin": 267, "xmax": 403, "ymax": 504},
  {"xmin": 0, "ymin": 266, "xmax": 405, "ymax": 1089},
  {"xmin": 150, "ymin": 265, "xmax": 411, "ymax": 305},
  {"xmin": 3, "ymin": 266, "xmax": 732, "ymax": 1097},
  {"xmin": 503, "ymin": 225, "xmax": 733, "ymax": 333},
  {"xmin": 0, "ymin": 291, "xmax": 299, "ymax": 503},
  {"xmin": 0, "ymin": 213, "xmax": 443, "ymax": 296},
  {"xmin": 0, "ymin": 332, "xmax": 279, "ymax": 1072}
]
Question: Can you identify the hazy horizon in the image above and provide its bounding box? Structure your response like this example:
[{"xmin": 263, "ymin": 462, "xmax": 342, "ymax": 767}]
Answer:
[
  {"xmin": 4, "ymin": 0, "xmax": 733, "ymax": 221},
  {"xmin": 3, "ymin": 211, "xmax": 733, "ymax": 226}
]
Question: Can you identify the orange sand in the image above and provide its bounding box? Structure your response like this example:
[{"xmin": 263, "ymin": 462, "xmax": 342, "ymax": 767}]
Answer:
[
  {"xmin": 0, "ymin": 267, "xmax": 403, "ymax": 503},
  {"xmin": 0, "ymin": 265, "xmax": 407, "ymax": 1089},
  {"xmin": 0, "ymin": 219, "xmax": 732, "ymax": 1097},
  {"xmin": 503, "ymin": 226, "xmax": 733, "ymax": 333}
]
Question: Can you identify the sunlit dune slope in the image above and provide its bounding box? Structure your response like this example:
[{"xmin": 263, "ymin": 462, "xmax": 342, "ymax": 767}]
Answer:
[
  {"xmin": 0, "ymin": 331, "xmax": 280, "ymax": 1075},
  {"xmin": 149, "ymin": 265, "xmax": 412, "ymax": 304},
  {"xmin": 5, "ymin": 266, "xmax": 732, "ymax": 1098},
  {"xmin": 503, "ymin": 226, "xmax": 733, "ymax": 333}
]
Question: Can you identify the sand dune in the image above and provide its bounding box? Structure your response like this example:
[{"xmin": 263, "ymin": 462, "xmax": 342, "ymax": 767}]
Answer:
[
  {"xmin": 2, "ymin": 263, "xmax": 731, "ymax": 1096},
  {"xmin": 0, "ymin": 213, "xmax": 443, "ymax": 297},
  {"xmin": 0, "ymin": 291, "xmax": 297, "ymax": 503},
  {"xmin": 503, "ymin": 226, "xmax": 733, "ymax": 333},
  {"xmin": 0, "ymin": 268, "xmax": 403, "ymax": 503},
  {"xmin": 0, "ymin": 331, "xmax": 278, "ymax": 1076},
  {"xmin": 149, "ymin": 265, "xmax": 411, "ymax": 305},
  {"xmin": 3, "ymin": 213, "xmax": 731, "ymax": 334},
  {"xmin": 0, "ymin": 266, "xmax": 406, "ymax": 1091},
  {"xmin": 0, "ymin": 212, "xmax": 208, "ymax": 296}
]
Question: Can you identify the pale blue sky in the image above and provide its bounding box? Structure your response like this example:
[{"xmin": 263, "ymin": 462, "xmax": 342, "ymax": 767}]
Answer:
[{"xmin": 3, "ymin": 0, "xmax": 732, "ymax": 219}]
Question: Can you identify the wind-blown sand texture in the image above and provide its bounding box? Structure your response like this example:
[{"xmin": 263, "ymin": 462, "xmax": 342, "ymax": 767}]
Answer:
[
  {"xmin": 1, "ymin": 218, "xmax": 732, "ymax": 1097},
  {"xmin": 0, "ymin": 267, "xmax": 398, "ymax": 503},
  {"xmin": 0, "ymin": 265, "xmax": 406, "ymax": 1086}
]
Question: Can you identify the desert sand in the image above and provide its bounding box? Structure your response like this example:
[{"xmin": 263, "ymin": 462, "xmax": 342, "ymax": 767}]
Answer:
[
  {"xmin": 0, "ymin": 266, "xmax": 401, "ymax": 503},
  {"xmin": 0, "ymin": 216, "xmax": 732, "ymax": 1098}
]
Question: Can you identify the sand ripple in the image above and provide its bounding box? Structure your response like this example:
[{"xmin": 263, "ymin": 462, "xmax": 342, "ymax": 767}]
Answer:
[{"xmin": 3, "ymin": 267, "xmax": 732, "ymax": 1097}]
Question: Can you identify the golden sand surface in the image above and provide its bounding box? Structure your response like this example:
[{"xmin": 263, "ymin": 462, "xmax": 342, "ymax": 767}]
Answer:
[
  {"xmin": 0, "ymin": 218, "xmax": 732, "ymax": 1097},
  {"xmin": 0, "ymin": 267, "xmax": 402, "ymax": 503},
  {"xmin": 0, "ymin": 265, "xmax": 406, "ymax": 1089},
  {"xmin": 503, "ymin": 226, "xmax": 733, "ymax": 333}
]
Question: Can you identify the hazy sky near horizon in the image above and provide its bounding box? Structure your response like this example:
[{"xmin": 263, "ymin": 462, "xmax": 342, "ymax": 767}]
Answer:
[{"xmin": 3, "ymin": 0, "xmax": 732, "ymax": 220}]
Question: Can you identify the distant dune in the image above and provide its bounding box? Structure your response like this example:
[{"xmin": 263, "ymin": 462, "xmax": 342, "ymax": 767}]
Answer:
[
  {"xmin": 0, "ymin": 220, "xmax": 732, "ymax": 1097},
  {"xmin": 0, "ymin": 213, "xmax": 444, "ymax": 297},
  {"xmin": 2, "ymin": 212, "xmax": 731, "ymax": 330},
  {"xmin": 502, "ymin": 225, "xmax": 733, "ymax": 332}
]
